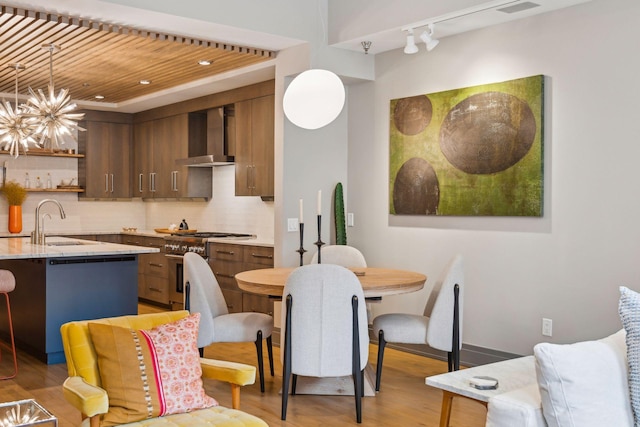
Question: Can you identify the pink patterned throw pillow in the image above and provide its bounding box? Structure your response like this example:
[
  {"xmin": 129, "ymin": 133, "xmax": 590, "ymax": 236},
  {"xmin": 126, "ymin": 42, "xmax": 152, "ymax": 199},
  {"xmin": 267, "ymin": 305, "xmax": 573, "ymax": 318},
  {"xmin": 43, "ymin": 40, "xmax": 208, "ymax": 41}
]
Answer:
[{"xmin": 89, "ymin": 313, "xmax": 217, "ymax": 426}]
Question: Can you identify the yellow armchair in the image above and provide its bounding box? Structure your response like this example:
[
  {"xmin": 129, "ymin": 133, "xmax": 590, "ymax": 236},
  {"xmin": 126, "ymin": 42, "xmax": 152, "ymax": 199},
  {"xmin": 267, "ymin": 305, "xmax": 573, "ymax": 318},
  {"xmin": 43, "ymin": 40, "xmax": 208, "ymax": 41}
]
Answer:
[{"xmin": 60, "ymin": 310, "xmax": 267, "ymax": 427}]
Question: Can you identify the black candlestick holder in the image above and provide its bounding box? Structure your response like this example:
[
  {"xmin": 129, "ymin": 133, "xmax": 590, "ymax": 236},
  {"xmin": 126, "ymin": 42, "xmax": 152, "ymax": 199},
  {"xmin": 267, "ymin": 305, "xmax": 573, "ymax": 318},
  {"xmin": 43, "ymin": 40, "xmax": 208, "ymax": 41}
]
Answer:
[
  {"xmin": 296, "ymin": 223, "xmax": 307, "ymax": 266},
  {"xmin": 314, "ymin": 214, "xmax": 325, "ymax": 263}
]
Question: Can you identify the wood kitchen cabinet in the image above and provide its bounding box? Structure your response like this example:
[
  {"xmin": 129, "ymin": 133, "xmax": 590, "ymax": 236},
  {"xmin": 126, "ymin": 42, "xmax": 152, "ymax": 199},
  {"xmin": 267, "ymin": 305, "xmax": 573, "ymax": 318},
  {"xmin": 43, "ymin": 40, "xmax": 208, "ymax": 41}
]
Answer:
[
  {"xmin": 78, "ymin": 112, "xmax": 133, "ymax": 199},
  {"xmin": 121, "ymin": 235, "xmax": 169, "ymax": 306},
  {"xmin": 133, "ymin": 113, "xmax": 210, "ymax": 199},
  {"xmin": 209, "ymin": 242, "xmax": 274, "ymax": 315},
  {"xmin": 235, "ymin": 95, "xmax": 274, "ymax": 198}
]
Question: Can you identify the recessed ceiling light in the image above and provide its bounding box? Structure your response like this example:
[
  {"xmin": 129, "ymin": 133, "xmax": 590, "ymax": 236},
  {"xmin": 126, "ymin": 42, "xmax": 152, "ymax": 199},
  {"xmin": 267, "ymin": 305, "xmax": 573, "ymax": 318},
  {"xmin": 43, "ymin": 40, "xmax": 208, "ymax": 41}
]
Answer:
[
  {"xmin": 95, "ymin": 95, "xmax": 105, "ymax": 100},
  {"xmin": 198, "ymin": 59, "xmax": 212, "ymax": 66},
  {"xmin": 139, "ymin": 80, "xmax": 152, "ymax": 85}
]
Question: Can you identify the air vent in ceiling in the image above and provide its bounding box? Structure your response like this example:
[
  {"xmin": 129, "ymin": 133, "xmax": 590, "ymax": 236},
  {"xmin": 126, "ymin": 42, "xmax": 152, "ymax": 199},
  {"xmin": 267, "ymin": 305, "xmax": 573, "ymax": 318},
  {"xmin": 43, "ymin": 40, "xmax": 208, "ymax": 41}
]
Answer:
[{"xmin": 497, "ymin": 2, "xmax": 541, "ymax": 14}]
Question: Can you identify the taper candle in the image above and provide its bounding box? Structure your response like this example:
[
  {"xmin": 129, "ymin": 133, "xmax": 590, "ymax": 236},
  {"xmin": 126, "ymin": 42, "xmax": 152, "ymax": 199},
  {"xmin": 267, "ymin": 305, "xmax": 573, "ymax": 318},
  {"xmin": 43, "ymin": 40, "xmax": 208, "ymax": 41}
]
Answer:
[
  {"xmin": 299, "ymin": 198, "xmax": 304, "ymax": 223},
  {"xmin": 317, "ymin": 190, "xmax": 322, "ymax": 215}
]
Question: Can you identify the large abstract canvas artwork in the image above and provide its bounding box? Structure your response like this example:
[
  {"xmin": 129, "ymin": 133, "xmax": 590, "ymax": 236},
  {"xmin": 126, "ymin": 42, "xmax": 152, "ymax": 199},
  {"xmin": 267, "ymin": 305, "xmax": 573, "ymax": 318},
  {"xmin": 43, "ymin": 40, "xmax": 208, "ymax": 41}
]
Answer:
[{"xmin": 389, "ymin": 75, "xmax": 544, "ymax": 216}]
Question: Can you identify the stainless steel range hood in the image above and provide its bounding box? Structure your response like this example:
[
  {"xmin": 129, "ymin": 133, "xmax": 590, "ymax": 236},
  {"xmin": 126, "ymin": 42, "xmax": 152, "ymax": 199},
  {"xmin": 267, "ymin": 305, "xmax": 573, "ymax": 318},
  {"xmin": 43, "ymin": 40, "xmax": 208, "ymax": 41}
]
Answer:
[
  {"xmin": 176, "ymin": 154, "xmax": 234, "ymax": 167},
  {"xmin": 176, "ymin": 107, "xmax": 235, "ymax": 167}
]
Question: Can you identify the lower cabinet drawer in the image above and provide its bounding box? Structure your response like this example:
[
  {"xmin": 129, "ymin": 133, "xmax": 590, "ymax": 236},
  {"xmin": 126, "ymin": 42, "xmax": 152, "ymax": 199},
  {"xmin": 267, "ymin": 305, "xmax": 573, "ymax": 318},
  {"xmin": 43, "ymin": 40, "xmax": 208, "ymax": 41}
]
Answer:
[
  {"xmin": 141, "ymin": 253, "xmax": 168, "ymax": 277},
  {"xmin": 143, "ymin": 275, "xmax": 169, "ymax": 304},
  {"xmin": 210, "ymin": 259, "xmax": 243, "ymax": 291}
]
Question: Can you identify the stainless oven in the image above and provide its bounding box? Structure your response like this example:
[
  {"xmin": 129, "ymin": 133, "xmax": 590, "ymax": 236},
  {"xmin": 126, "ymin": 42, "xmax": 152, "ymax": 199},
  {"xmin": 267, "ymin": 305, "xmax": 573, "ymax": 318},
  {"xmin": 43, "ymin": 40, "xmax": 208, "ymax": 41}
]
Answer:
[{"xmin": 164, "ymin": 232, "xmax": 253, "ymax": 310}]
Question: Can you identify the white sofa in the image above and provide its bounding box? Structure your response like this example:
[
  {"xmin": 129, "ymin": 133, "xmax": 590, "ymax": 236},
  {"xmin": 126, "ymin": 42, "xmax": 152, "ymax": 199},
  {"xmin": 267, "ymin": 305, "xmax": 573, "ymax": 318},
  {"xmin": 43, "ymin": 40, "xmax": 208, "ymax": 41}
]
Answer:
[{"xmin": 486, "ymin": 329, "xmax": 633, "ymax": 427}]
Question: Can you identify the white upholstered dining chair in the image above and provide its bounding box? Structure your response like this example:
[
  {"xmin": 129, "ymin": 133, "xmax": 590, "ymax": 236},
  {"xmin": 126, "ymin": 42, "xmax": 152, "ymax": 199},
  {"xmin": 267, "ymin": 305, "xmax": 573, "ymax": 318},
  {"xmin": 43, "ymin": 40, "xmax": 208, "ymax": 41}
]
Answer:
[
  {"xmin": 281, "ymin": 264, "xmax": 369, "ymax": 423},
  {"xmin": 372, "ymin": 254, "xmax": 464, "ymax": 391},
  {"xmin": 310, "ymin": 244, "xmax": 367, "ymax": 267},
  {"xmin": 183, "ymin": 252, "xmax": 274, "ymax": 392}
]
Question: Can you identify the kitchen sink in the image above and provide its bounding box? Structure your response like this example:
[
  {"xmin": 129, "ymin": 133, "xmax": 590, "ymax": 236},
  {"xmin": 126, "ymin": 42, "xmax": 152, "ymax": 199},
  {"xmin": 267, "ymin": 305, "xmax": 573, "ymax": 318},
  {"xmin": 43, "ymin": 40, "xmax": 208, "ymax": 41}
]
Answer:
[{"xmin": 46, "ymin": 240, "xmax": 98, "ymax": 246}]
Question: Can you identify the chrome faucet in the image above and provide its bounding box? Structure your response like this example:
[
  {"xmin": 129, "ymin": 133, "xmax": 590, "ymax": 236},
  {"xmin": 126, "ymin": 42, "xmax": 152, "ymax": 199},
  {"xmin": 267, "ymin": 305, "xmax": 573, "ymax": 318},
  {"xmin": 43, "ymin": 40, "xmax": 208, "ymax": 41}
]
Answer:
[{"xmin": 31, "ymin": 199, "xmax": 66, "ymax": 245}]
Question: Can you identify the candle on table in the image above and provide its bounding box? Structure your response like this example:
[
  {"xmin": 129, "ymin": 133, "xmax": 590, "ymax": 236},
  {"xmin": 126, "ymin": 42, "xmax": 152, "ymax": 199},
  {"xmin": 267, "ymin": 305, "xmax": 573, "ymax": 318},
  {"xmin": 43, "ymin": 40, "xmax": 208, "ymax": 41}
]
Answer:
[
  {"xmin": 299, "ymin": 198, "xmax": 304, "ymax": 224},
  {"xmin": 317, "ymin": 190, "xmax": 322, "ymax": 215}
]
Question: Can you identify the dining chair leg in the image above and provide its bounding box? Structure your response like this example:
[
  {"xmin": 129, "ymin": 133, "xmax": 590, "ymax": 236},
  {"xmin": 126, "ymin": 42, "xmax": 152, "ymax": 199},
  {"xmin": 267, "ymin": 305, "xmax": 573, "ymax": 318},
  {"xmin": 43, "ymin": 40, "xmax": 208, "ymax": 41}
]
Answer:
[
  {"xmin": 352, "ymin": 295, "xmax": 363, "ymax": 423},
  {"xmin": 0, "ymin": 292, "xmax": 17, "ymax": 380},
  {"xmin": 375, "ymin": 330, "xmax": 387, "ymax": 391},
  {"xmin": 254, "ymin": 330, "xmax": 265, "ymax": 392},
  {"xmin": 267, "ymin": 335, "xmax": 274, "ymax": 376},
  {"xmin": 291, "ymin": 374, "xmax": 298, "ymax": 395},
  {"xmin": 281, "ymin": 295, "xmax": 293, "ymax": 421}
]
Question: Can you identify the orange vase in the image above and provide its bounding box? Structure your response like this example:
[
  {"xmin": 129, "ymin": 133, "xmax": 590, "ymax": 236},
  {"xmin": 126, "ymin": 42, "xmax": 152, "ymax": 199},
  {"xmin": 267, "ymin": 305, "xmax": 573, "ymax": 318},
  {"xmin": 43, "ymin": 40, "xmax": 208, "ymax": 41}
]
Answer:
[{"xmin": 8, "ymin": 205, "xmax": 22, "ymax": 233}]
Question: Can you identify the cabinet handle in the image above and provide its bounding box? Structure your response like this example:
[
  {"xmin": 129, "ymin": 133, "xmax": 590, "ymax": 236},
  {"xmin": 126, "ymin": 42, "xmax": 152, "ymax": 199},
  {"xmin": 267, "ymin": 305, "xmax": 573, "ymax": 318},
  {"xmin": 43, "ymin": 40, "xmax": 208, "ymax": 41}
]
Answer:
[
  {"xmin": 215, "ymin": 250, "xmax": 235, "ymax": 255},
  {"xmin": 251, "ymin": 253, "xmax": 273, "ymax": 259},
  {"xmin": 104, "ymin": 174, "xmax": 109, "ymax": 193},
  {"xmin": 150, "ymin": 173, "xmax": 156, "ymax": 192},
  {"xmin": 172, "ymin": 171, "xmax": 179, "ymax": 192},
  {"xmin": 246, "ymin": 165, "xmax": 251, "ymax": 190},
  {"xmin": 148, "ymin": 262, "xmax": 164, "ymax": 268},
  {"xmin": 148, "ymin": 287, "xmax": 163, "ymax": 293},
  {"xmin": 252, "ymin": 165, "xmax": 257, "ymax": 189},
  {"xmin": 111, "ymin": 174, "xmax": 114, "ymax": 193},
  {"xmin": 215, "ymin": 273, "xmax": 235, "ymax": 278},
  {"xmin": 138, "ymin": 174, "xmax": 144, "ymax": 193}
]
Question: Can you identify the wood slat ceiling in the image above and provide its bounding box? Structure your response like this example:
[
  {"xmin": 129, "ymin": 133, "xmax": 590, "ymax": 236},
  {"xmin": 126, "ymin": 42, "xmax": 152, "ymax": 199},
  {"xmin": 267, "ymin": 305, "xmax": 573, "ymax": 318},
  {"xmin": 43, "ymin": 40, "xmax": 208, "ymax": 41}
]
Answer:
[{"xmin": 0, "ymin": 5, "xmax": 275, "ymax": 104}]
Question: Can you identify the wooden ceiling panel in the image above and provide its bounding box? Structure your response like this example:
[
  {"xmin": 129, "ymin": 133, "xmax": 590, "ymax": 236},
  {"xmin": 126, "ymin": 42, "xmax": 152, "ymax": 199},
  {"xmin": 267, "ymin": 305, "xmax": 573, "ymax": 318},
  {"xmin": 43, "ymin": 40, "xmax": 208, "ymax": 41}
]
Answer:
[{"xmin": 0, "ymin": 5, "xmax": 274, "ymax": 104}]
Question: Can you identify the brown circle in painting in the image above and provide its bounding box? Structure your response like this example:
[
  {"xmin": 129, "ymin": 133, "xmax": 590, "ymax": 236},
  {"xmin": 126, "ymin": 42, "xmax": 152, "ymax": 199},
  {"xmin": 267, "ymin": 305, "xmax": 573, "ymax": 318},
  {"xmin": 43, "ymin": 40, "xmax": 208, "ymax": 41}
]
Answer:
[
  {"xmin": 393, "ymin": 157, "xmax": 439, "ymax": 215},
  {"xmin": 440, "ymin": 92, "xmax": 536, "ymax": 174},
  {"xmin": 393, "ymin": 95, "xmax": 432, "ymax": 136}
]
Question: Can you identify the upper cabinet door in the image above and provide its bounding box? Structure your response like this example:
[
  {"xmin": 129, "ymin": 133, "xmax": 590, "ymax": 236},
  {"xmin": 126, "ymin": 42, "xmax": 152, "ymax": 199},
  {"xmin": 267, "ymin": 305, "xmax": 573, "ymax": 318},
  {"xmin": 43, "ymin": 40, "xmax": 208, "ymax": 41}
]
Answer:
[
  {"xmin": 133, "ymin": 121, "xmax": 154, "ymax": 198},
  {"xmin": 79, "ymin": 116, "xmax": 132, "ymax": 199},
  {"xmin": 235, "ymin": 95, "xmax": 274, "ymax": 197}
]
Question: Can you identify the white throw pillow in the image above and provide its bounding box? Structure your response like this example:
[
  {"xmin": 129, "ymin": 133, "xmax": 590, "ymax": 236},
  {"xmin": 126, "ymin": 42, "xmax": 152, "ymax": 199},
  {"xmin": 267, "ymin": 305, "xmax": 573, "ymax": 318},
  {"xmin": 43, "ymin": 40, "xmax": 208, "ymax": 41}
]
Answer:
[{"xmin": 534, "ymin": 329, "xmax": 633, "ymax": 427}]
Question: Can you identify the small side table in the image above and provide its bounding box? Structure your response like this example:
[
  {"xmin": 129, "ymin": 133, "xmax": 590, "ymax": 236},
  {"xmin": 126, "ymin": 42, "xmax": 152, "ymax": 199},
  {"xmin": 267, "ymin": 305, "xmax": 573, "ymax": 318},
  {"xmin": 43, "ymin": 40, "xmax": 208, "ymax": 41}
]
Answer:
[
  {"xmin": 0, "ymin": 399, "xmax": 57, "ymax": 426},
  {"xmin": 425, "ymin": 356, "xmax": 536, "ymax": 427}
]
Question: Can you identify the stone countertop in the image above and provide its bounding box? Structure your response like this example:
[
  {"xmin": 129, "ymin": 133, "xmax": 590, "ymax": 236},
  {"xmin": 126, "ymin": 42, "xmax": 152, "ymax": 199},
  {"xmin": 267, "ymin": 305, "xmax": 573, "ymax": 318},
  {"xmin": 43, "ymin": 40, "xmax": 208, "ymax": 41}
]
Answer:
[
  {"xmin": 0, "ymin": 236, "xmax": 159, "ymax": 260},
  {"xmin": 121, "ymin": 230, "xmax": 274, "ymax": 247},
  {"xmin": 0, "ymin": 230, "xmax": 275, "ymax": 247}
]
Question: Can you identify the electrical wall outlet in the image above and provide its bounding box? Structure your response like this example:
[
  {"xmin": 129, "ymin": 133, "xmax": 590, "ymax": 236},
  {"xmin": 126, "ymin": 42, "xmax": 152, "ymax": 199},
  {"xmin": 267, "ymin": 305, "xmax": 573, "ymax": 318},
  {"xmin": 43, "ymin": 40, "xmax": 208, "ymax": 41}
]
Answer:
[
  {"xmin": 542, "ymin": 318, "xmax": 553, "ymax": 337},
  {"xmin": 287, "ymin": 218, "xmax": 299, "ymax": 232}
]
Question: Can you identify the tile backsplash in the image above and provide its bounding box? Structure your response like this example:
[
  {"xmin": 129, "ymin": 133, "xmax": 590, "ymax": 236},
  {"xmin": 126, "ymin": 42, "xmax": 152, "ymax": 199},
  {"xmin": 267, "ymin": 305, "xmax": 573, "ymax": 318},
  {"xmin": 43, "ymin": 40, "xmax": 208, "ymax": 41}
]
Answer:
[{"xmin": 0, "ymin": 155, "xmax": 274, "ymax": 241}]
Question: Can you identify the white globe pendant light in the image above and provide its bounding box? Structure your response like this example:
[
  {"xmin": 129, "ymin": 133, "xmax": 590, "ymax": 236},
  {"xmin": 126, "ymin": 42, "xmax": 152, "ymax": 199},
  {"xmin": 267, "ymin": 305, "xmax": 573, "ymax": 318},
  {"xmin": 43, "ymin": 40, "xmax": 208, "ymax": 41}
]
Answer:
[{"xmin": 283, "ymin": 69, "xmax": 345, "ymax": 130}]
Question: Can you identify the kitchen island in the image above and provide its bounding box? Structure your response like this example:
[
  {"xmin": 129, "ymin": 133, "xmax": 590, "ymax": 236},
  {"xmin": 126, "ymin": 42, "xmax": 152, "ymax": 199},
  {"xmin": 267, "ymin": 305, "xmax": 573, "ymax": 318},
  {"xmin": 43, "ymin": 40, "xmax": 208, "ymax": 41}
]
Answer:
[{"xmin": 0, "ymin": 237, "xmax": 159, "ymax": 364}]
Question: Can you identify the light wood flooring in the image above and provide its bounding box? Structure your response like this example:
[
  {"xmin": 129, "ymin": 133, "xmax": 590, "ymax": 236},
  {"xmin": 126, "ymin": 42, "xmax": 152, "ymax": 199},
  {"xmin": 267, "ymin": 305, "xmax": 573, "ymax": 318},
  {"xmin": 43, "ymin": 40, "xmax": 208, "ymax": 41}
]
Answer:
[{"xmin": 0, "ymin": 304, "xmax": 487, "ymax": 426}]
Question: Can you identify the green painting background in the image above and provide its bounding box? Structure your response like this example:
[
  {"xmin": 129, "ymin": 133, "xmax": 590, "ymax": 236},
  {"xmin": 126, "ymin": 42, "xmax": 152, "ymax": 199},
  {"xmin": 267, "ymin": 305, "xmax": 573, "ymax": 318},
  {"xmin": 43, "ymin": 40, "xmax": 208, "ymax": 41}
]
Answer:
[{"xmin": 389, "ymin": 75, "xmax": 544, "ymax": 216}]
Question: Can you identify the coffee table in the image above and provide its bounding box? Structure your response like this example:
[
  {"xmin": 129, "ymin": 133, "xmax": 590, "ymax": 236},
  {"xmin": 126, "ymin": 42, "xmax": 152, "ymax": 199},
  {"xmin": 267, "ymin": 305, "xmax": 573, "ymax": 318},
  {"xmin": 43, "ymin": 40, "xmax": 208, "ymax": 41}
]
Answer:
[{"xmin": 425, "ymin": 356, "xmax": 536, "ymax": 427}]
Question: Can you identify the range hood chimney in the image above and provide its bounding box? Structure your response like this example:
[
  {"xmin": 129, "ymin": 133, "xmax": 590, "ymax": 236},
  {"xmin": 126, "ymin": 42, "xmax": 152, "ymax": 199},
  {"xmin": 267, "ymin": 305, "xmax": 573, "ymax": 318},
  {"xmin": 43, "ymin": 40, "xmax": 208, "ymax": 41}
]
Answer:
[{"xmin": 176, "ymin": 107, "xmax": 235, "ymax": 167}]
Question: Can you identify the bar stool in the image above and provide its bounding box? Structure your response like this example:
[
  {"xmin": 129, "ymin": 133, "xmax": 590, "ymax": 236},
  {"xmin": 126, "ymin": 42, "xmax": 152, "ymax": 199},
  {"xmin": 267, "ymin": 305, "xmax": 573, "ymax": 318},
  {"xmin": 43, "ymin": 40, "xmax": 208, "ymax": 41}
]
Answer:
[{"xmin": 0, "ymin": 269, "xmax": 17, "ymax": 379}]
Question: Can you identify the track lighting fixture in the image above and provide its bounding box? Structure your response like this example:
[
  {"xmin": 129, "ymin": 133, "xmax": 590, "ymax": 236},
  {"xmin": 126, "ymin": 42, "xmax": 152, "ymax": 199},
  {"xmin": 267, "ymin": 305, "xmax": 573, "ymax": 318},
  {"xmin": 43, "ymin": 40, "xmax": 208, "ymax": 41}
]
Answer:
[
  {"xmin": 403, "ymin": 23, "xmax": 440, "ymax": 54},
  {"xmin": 403, "ymin": 29, "xmax": 419, "ymax": 54},
  {"xmin": 420, "ymin": 24, "xmax": 440, "ymax": 51}
]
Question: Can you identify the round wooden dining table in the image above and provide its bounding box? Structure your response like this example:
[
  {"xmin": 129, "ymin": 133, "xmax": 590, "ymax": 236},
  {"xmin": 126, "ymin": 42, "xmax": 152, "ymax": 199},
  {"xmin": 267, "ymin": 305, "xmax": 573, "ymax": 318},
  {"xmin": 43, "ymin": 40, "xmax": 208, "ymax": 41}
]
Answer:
[{"xmin": 235, "ymin": 266, "xmax": 427, "ymax": 298}]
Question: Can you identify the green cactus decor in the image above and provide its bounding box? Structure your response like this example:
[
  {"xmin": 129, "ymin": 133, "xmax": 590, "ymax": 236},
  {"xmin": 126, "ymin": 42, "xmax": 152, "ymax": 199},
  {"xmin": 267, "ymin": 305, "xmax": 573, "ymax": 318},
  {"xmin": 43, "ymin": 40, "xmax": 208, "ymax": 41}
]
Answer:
[{"xmin": 334, "ymin": 182, "xmax": 347, "ymax": 245}]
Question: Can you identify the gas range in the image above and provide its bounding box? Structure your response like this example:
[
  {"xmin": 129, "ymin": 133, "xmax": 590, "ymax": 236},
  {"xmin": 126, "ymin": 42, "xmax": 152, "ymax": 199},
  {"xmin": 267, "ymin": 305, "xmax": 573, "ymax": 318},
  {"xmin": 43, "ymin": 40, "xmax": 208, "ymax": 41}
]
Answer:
[{"xmin": 163, "ymin": 232, "xmax": 254, "ymax": 257}]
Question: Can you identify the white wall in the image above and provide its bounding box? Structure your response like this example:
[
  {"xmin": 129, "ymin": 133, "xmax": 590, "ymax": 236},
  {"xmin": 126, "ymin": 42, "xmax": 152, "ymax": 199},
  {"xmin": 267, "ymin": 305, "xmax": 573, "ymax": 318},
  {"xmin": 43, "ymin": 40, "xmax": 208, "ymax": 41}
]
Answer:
[{"xmin": 348, "ymin": 0, "xmax": 640, "ymax": 355}]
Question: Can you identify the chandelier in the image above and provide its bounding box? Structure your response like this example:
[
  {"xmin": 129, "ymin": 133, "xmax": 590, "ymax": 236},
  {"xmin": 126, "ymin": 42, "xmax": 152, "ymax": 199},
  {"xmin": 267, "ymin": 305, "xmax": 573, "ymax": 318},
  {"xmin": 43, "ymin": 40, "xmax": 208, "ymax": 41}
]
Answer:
[
  {"xmin": 0, "ymin": 44, "xmax": 85, "ymax": 158},
  {"xmin": 0, "ymin": 64, "xmax": 39, "ymax": 157}
]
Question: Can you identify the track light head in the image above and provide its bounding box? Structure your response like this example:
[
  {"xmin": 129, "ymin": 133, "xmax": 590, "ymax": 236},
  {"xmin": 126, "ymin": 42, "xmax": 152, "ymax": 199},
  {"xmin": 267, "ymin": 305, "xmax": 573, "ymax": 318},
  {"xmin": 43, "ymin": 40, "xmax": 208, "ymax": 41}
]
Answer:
[
  {"xmin": 404, "ymin": 29, "xmax": 419, "ymax": 54},
  {"xmin": 419, "ymin": 24, "xmax": 440, "ymax": 51}
]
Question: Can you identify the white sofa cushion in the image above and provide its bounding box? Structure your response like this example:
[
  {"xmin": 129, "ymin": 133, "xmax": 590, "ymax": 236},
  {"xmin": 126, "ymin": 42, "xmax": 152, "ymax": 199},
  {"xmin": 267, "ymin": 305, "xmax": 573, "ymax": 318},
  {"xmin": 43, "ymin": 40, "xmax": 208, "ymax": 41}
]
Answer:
[
  {"xmin": 533, "ymin": 329, "xmax": 632, "ymax": 427},
  {"xmin": 486, "ymin": 383, "xmax": 545, "ymax": 427}
]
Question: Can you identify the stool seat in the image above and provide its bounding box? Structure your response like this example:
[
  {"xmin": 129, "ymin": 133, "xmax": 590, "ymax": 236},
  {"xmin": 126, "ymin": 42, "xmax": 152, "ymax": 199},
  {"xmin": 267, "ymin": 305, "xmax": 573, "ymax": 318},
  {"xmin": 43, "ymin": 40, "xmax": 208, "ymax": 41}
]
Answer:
[
  {"xmin": 0, "ymin": 270, "xmax": 15, "ymax": 293},
  {"xmin": 0, "ymin": 269, "xmax": 17, "ymax": 380}
]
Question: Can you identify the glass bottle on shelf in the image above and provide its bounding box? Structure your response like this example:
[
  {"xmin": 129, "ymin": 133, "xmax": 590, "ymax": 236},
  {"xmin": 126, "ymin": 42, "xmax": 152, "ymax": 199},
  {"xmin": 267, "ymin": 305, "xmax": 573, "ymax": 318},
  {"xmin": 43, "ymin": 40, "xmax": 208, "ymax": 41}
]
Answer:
[
  {"xmin": 35, "ymin": 176, "xmax": 42, "ymax": 188},
  {"xmin": 24, "ymin": 172, "xmax": 30, "ymax": 189},
  {"xmin": 46, "ymin": 173, "xmax": 52, "ymax": 189}
]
